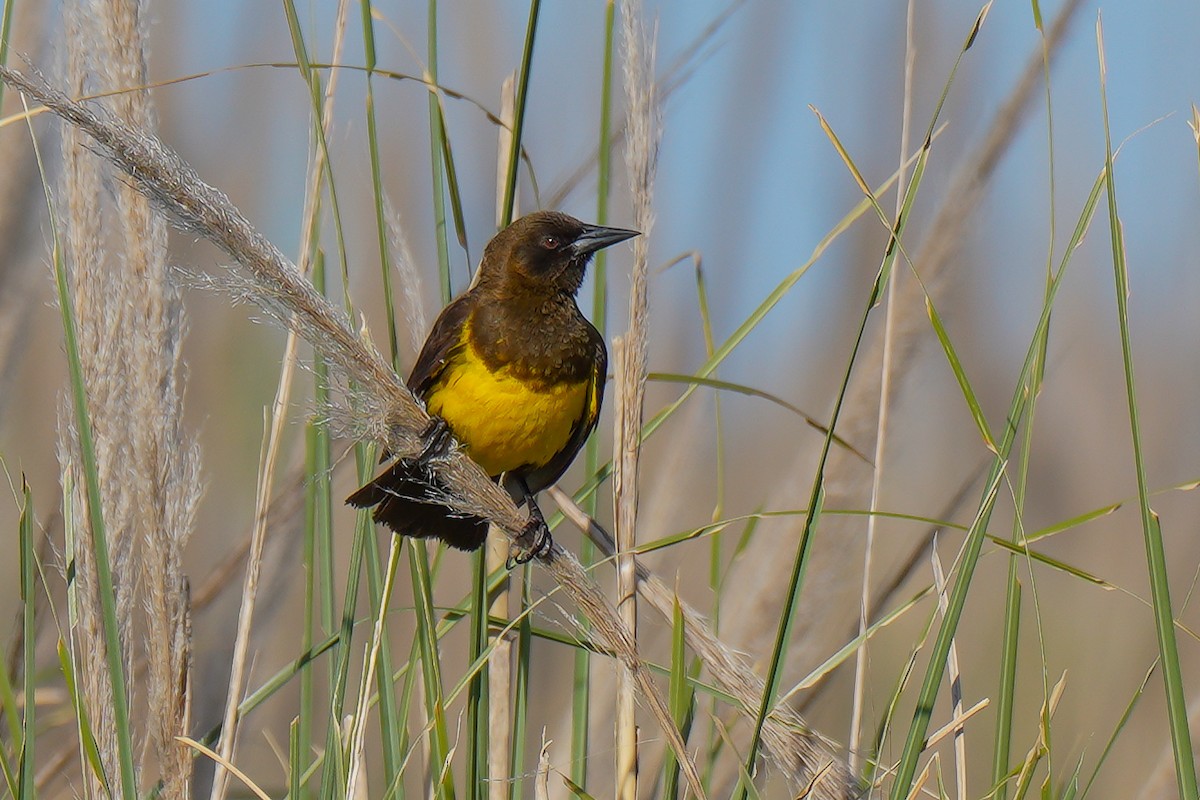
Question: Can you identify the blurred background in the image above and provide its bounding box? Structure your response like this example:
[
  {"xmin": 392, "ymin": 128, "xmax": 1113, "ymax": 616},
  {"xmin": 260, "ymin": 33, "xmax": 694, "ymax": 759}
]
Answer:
[{"xmin": 2, "ymin": 0, "xmax": 1200, "ymax": 796}]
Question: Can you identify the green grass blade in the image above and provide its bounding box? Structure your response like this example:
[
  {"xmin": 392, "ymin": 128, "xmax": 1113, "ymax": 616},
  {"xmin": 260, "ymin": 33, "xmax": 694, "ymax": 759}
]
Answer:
[
  {"xmin": 925, "ymin": 297, "xmax": 996, "ymax": 451},
  {"xmin": 510, "ymin": 569, "xmax": 533, "ymax": 800},
  {"xmin": 737, "ymin": 476, "xmax": 824, "ymax": 791},
  {"xmin": 299, "ymin": 254, "xmax": 334, "ymax": 800},
  {"xmin": 499, "ymin": 0, "xmax": 542, "ymax": 226},
  {"xmin": 717, "ymin": 717, "xmax": 763, "ymax": 800},
  {"xmin": 0, "ymin": 736, "xmax": 15, "ymax": 800},
  {"xmin": 356, "ymin": 4, "xmax": 411, "ymax": 784},
  {"xmin": 1022, "ymin": 502, "xmax": 1122, "ymax": 544},
  {"xmin": 689, "ymin": 259, "xmax": 727, "ymax": 612},
  {"xmin": 317, "ymin": 514, "xmax": 370, "ymax": 797},
  {"xmin": 992, "ymin": 577, "xmax": 1021, "ymax": 799},
  {"xmin": 18, "ymin": 478, "xmax": 34, "ymax": 800},
  {"xmin": 994, "ymin": 10, "xmax": 1060, "ymax": 793},
  {"xmin": 409, "ymin": 540, "xmax": 456, "ymax": 799},
  {"xmin": 359, "ymin": 0, "xmax": 400, "ymax": 367},
  {"xmin": 466, "ymin": 550, "xmax": 489, "ymax": 800},
  {"xmin": 313, "ymin": 250, "xmax": 347, "ymax": 799},
  {"xmin": 427, "ymin": 0, "xmax": 453, "ymax": 301},
  {"xmin": 289, "ymin": 716, "xmax": 302, "ymax": 800},
  {"xmin": 278, "ymin": 10, "xmax": 355, "ymax": 786},
  {"xmin": 299, "ymin": 425, "xmax": 318, "ymax": 798},
  {"xmin": 1080, "ymin": 660, "xmax": 1156, "ymax": 799},
  {"xmin": 232, "ymin": 635, "xmax": 340, "ymax": 729},
  {"xmin": 786, "ymin": 586, "xmax": 933, "ymax": 699},
  {"xmin": 574, "ymin": 5, "xmax": 617, "ymax": 782},
  {"xmin": 986, "ymin": 539, "xmax": 1109, "ymax": 587},
  {"xmin": 438, "ymin": 114, "xmax": 469, "ymax": 259},
  {"xmin": 57, "ymin": 638, "xmax": 109, "ymax": 793},
  {"xmin": 0, "ymin": 649, "xmax": 17, "ymax": 779},
  {"xmin": 280, "ymin": 0, "xmax": 351, "ymax": 295},
  {"xmin": 648, "ymin": 372, "xmax": 869, "ymax": 463},
  {"xmin": 562, "ymin": 774, "xmax": 599, "ymax": 799},
  {"xmin": 1096, "ymin": 18, "xmax": 1197, "ymax": 797},
  {"xmin": 1058, "ymin": 753, "xmax": 1084, "ymax": 800},
  {"xmin": 661, "ymin": 594, "xmax": 688, "ymax": 800},
  {"xmin": 394, "ymin": 636, "xmax": 421, "ymax": 787}
]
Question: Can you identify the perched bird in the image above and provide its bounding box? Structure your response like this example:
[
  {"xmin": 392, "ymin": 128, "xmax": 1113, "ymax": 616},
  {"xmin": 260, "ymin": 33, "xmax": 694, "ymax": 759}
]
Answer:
[{"xmin": 347, "ymin": 211, "xmax": 638, "ymax": 558}]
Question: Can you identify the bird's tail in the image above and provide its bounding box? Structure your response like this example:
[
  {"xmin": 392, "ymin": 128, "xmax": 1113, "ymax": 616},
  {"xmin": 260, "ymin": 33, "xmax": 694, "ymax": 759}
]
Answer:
[{"xmin": 346, "ymin": 459, "xmax": 489, "ymax": 551}]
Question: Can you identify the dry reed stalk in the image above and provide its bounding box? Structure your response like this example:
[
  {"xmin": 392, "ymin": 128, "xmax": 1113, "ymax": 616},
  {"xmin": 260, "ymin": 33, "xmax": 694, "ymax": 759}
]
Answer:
[
  {"xmin": 613, "ymin": 338, "xmax": 640, "ymax": 800},
  {"xmin": 613, "ymin": 4, "xmax": 660, "ymax": 797},
  {"xmin": 55, "ymin": 0, "xmax": 200, "ymax": 795},
  {"xmin": 851, "ymin": 0, "xmax": 918, "ymax": 774},
  {"xmin": 487, "ymin": 74, "xmax": 517, "ymax": 800},
  {"xmin": 206, "ymin": 4, "xmax": 351, "ymax": 795},
  {"xmin": 57, "ymin": 18, "xmax": 117, "ymax": 795},
  {"xmin": 0, "ymin": 61, "xmax": 708, "ymax": 800},
  {"xmin": 550, "ymin": 487, "xmax": 859, "ymax": 799}
]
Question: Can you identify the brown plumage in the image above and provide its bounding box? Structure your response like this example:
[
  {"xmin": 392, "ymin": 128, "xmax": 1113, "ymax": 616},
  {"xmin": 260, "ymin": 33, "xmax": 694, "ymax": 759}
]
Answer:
[{"xmin": 347, "ymin": 211, "xmax": 638, "ymax": 552}]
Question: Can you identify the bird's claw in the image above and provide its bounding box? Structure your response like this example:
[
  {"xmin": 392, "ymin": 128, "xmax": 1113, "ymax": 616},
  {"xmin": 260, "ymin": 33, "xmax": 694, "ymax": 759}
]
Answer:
[
  {"xmin": 506, "ymin": 504, "xmax": 553, "ymax": 569},
  {"xmin": 415, "ymin": 416, "xmax": 454, "ymax": 465}
]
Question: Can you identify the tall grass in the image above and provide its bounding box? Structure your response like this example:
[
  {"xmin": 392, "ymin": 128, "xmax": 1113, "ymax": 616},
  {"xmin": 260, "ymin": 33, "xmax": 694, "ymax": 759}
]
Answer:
[{"xmin": 0, "ymin": 1, "xmax": 1197, "ymax": 798}]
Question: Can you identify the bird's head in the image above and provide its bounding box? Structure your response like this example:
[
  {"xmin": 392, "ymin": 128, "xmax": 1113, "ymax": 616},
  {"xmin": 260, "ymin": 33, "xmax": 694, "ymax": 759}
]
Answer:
[{"xmin": 481, "ymin": 210, "xmax": 639, "ymax": 296}]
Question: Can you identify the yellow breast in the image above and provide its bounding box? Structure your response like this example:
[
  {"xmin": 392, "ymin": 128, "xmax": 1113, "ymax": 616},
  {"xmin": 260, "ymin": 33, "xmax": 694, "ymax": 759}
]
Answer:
[{"xmin": 425, "ymin": 337, "xmax": 589, "ymax": 476}]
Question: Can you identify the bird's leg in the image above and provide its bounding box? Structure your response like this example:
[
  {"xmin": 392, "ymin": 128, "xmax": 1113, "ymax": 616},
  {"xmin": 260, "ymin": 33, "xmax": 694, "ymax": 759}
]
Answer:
[
  {"xmin": 414, "ymin": 416, "xmax": 454, "ymax": 466},
  {"xmin": 507, "ymin": 477, "xmax": 553, "ymax": 568}
]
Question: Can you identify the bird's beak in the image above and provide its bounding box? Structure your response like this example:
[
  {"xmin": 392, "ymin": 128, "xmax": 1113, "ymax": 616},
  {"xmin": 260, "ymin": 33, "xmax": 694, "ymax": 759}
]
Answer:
[{"xmin": 571, "ymin": 224, "xmax": 640, "ymax": 256}]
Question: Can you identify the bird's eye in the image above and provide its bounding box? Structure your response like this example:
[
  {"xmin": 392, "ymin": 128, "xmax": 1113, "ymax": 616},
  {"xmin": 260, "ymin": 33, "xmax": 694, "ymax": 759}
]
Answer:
[{"xmin": 540, "ymin": 235, "xmax": 560, "ymax": 250}]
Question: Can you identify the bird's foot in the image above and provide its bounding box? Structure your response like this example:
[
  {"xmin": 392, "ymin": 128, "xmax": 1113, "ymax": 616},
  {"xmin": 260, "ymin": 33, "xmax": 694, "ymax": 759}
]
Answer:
[
  {"xmin": 506, "ymin": 501, "xmax": 553, "ymax": 569},
  {"xmin": 415, "ymin": 416, "xmax": 454, "ymax": 465}
]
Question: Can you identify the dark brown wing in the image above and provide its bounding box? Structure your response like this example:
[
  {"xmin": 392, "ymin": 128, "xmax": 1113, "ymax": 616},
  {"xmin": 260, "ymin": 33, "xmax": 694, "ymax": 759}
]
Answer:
[
  {"xmin": 344, "ymin": 292, "xmax": 490, "ymax": 551},
  {"xmin": 512, "ymin": 329, "xmax": 607, "ymax": 497},
  {"xmin": 407, "ymin": 293, "xmax": 474, "ymax": 397},
  {"xmin": 366, "ymin": 292, "xmax": 472, "ymax": 468}
]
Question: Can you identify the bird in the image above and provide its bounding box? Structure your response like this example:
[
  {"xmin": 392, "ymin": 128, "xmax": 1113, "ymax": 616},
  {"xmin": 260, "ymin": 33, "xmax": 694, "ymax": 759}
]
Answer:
[{"xmin": 347, "ymin": 210, "xmax": 639, "ymax": 560}]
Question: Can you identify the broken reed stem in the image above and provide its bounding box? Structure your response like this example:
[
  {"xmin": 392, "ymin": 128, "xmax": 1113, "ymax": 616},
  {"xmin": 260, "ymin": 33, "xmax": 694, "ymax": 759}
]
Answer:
[{"xmin": 0, "ymin": 64, "xmax": 705, "ymax": 799}]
